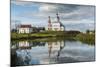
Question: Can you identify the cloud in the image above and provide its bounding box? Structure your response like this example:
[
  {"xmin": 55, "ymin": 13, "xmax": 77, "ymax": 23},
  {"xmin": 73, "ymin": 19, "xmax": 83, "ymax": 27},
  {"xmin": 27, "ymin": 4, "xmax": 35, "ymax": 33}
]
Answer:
[
  {"xmin": 11, "ymin": 0, "xmax": 39, "ymax": 7},
  {"xmin": 61, "ymin": 5, "xmax": 95, "ymax": 21},
  {"xmin": 11, "ymin": 1, "xmax": 78, "ymax": 13},
  {"xmin": 39, "ymin": 3, "xmax": 78, "ymax": 13},
  {"xmin": 11, "ymin": 1, "xmax": 95, "ymax": 20},
  {"xmin": 37, "ymin": 3, "xmax": 95, "ymax": 22},
  {"xmin": 65, "ymin": 22, "xmax": 95, "ymax": 32},
  {"xmin": 17, "ymin": 2, "xmax": 94, "ymax": 22},
  {"xmin": 11, "ymin": 1, "xmax": 95, "ymax": 31}
]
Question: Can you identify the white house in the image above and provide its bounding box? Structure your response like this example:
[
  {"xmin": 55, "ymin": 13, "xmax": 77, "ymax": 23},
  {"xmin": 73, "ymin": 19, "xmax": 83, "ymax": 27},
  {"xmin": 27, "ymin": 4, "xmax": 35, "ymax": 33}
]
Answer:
[
  {"xmin": 46, "ymin": 13, "xmax": 65, "ymax": 31},
  {"xmin": 18, "ymin": 25, "xmax": 32, "ymax": 33}
]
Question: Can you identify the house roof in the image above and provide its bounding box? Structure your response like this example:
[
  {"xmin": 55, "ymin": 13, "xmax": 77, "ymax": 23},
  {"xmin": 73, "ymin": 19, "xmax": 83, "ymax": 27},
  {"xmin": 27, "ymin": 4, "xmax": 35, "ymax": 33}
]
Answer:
[{"xmin": 20, "ymin": 25, "xmax": 32, "ymax": 28}]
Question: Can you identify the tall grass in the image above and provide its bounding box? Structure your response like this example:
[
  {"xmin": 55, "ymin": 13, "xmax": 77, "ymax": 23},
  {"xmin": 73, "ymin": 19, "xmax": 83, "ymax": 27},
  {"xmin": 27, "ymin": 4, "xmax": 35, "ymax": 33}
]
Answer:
[{"xmin": 76, "ymin": 33, "xmax": 95, "ymax": 45}]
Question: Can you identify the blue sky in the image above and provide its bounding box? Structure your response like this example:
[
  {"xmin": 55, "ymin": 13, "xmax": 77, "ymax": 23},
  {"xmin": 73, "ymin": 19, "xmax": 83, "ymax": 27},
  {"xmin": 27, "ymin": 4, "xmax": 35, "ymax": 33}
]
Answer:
[{"xmin": 11, "ymin": 0, "xmax": 95, "ymax": 32}]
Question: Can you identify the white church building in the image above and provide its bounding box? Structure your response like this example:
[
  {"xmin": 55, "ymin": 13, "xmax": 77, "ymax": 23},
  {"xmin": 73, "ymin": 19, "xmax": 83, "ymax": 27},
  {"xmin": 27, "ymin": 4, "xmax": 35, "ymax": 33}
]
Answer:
[{"xmin": 46, "ymin": 13, "xmax": 65, "ymax": 31}]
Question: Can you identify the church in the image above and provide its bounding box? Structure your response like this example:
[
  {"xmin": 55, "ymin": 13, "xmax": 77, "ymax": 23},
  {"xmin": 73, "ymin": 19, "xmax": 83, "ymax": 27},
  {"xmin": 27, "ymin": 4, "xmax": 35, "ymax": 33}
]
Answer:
[{"xmin": 46, "ymin": 13, "xmax": 65, "ymax": 31}]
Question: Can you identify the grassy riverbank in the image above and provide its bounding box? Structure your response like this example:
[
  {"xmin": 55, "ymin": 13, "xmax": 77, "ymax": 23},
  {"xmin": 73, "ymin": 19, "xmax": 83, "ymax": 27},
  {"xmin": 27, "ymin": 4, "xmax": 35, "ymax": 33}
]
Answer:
[
  {"xmin": 11, "ymin": 31, "xmax": 95, "ymax": 45},
  {"xmin": 11, "ymin": 31, "xmax": 80, "ymax": 39},
  {"xmin": 76, "ymin": 33, "xmax": 95, "ymax": 44}
]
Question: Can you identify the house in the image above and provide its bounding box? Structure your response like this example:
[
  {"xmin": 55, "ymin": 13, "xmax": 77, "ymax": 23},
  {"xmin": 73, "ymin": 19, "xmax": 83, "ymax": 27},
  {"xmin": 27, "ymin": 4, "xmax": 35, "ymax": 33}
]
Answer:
[
  {"xmin": 18, "ymin": 24, "xmax": 32, "ymax": 33},
  {"xmin": 46, "ymin": 13, "xmax": 65, "ymax": 31}
]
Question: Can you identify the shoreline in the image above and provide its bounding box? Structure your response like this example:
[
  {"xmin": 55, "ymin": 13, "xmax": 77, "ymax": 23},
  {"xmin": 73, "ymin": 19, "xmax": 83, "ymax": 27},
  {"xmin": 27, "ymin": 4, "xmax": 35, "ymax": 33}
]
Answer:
[
  {"xmin": 11, "ymin": 31, "xmax": 80, "ymax": 40},
  {"xmin": 11, "ymin": 31, "xmax": 95, "ymax": 45}
]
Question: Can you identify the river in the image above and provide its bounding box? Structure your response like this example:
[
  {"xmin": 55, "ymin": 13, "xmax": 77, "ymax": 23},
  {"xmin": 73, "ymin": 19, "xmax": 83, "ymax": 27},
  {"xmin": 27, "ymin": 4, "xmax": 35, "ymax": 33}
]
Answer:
[{"xmin": 11, "ymin": 38, "xmax": 95, "ymax": 66}]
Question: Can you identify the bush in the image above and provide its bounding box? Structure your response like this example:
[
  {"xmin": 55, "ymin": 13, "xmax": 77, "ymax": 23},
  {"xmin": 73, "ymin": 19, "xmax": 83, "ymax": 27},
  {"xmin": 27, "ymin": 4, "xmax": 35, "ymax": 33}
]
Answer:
[{"xmin": 76, "ymin": 33, "xmax": 95, "ymax": 45}]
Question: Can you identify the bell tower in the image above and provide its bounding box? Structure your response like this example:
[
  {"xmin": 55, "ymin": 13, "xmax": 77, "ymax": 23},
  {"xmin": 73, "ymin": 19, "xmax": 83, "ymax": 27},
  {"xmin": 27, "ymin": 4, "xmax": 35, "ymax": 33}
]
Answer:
[
  {"xmin": 48, "ymin": 16, "xmax": 51, "ymax": 23},
  {"xmin": 48, "ymin": 16, "xmax": 52, "ymax": 30},
  {"xmin": 56, "ymin": 12, "xmax": 60, "ymax": 22}
]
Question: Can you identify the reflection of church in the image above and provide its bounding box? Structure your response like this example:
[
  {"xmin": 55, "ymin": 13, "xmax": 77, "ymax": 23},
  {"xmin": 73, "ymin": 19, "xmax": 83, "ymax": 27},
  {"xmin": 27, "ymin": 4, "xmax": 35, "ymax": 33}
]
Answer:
[
  {"xmin": 47, "ymin": 41, "xmax": 65, "ymax": 63},
  {"xmin": 46, "ymin": 13, "xmax": 65, "ymax": 31}
]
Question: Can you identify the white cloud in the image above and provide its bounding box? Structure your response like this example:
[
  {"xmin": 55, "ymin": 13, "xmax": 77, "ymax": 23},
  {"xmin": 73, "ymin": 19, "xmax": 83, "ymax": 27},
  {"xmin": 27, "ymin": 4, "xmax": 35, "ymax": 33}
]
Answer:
[
  {"xmin": 11, "ymin": 1, "xmax": 95, "ymax": 31},
  {"xmin": 11, "ymin": 0, "xmax": 39, "ymax": 7},
  {"xmin": 11, "ymin": 1, "xmax": 95, "ymax": 22},
  {"xmin": 39, "ymin": 4, "xmax": 57, "ymax": 12}
]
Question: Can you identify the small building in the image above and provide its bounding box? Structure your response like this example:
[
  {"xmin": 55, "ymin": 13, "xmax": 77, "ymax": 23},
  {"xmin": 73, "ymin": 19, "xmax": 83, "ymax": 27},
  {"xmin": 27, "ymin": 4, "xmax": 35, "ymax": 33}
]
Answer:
[
  {"xmin": 18, "ymin": 24, "xmax": 32, "ymax": 33},
  {"xmin": 46, "ymin": 13, "xmax": 65, "ymax": 31}
]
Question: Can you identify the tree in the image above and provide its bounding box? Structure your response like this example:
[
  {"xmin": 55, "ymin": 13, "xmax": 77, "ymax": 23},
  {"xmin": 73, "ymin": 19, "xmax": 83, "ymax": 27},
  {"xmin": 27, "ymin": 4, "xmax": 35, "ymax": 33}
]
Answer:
[{"xmin": 86, "ymin": 30, "xmax": 90, "ymax": 34}]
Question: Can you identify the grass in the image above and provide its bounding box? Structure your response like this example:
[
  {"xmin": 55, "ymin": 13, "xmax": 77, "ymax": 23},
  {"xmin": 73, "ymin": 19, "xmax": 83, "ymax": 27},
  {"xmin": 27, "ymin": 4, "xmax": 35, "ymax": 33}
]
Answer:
[
  {"xmin": 11, "ymin": 31, "xmax": 80, "ymax": 39},
  {"xmin": 11, "ymin": 31, "xmax": 95, "ymax": 45},
  {"xmin": 76, "ymin": 33, "xmax": 95, "ymax": 44}
]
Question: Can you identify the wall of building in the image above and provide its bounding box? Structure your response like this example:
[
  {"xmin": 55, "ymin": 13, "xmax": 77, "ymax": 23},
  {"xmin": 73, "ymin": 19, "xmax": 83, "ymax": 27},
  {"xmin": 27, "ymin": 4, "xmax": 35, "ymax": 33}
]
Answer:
[
  {"xmin": 47, "ymin": 22, "xmax": 65, "ymax": 31},
  {"xmin": 18, "ymin": 28, "xmax": 32, "ymax": 33}
]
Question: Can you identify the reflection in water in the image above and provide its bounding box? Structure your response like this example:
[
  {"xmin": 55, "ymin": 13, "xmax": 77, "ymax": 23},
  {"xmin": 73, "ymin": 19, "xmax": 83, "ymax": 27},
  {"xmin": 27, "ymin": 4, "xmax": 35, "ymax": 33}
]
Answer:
[
  {"xmin": 47, "ymin": 41, "xmax": 65, "ymax": 63},
  {"xmin": 11, "ymin": 40, "xmax": 95, "ymax": 66}
]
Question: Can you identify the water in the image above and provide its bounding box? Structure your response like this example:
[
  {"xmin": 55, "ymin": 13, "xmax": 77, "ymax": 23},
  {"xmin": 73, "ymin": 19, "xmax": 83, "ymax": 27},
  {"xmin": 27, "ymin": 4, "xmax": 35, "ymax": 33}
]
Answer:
[{"xmin": 11, "ymin": 39, "xmax": 95, "ymax": 66}]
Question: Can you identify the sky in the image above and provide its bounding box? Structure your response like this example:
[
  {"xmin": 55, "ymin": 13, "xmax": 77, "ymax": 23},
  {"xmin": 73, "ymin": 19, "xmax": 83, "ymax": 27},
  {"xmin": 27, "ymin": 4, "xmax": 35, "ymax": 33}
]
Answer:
[{"xmin": 11, "ymin": 0, "xmax": 95, "ymax": 32}]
